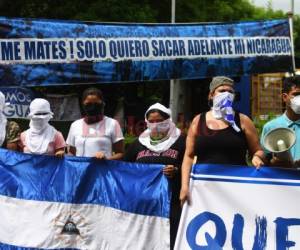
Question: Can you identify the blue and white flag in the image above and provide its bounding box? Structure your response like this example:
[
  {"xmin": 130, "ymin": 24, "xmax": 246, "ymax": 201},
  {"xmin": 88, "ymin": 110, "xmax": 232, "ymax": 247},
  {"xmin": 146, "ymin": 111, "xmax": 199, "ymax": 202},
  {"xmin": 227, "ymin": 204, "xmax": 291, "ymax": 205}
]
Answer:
[
  {"xmin": 175, "ymin": 164, "xmax": 300, "ymax": 249},
  {"xmin": 0, "ymin": 17, "xmax": 293, "ymax": 86},
  {"xmin": 0, "ymin": 149, "xmax": 170, "ymax": 249}
]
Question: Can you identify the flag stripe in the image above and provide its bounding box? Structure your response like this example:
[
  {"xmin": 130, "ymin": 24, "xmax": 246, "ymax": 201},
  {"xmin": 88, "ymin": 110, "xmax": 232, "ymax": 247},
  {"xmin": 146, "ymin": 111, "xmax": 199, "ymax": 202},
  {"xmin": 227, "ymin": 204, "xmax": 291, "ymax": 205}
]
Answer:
[
  {"xmin": 0, "ymin": 195, "xmax": 169, "ymax": 249},
  {"xmin": 0, "ymin": 148, "xmax": 170, "ymax": 218},
  {"xmin": 192, "ymin": 163, "xmax": 300, "ymax": 181}
]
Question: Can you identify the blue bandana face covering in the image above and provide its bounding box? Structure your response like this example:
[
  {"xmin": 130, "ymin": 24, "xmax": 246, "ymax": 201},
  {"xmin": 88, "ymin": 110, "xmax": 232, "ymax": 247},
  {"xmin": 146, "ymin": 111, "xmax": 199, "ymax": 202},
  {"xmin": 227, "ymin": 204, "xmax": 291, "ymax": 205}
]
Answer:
[{"xmin": 212, "ymin": 92, "xmax": 241, "ymax": 132}]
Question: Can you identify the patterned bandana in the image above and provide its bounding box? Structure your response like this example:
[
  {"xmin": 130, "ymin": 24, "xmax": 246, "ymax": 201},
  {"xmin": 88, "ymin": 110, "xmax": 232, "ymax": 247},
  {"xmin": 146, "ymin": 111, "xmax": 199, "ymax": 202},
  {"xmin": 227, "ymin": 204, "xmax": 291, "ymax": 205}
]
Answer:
[{"xmin": 212, "ymin": 92, "xmax": 241, "ymax": 132}]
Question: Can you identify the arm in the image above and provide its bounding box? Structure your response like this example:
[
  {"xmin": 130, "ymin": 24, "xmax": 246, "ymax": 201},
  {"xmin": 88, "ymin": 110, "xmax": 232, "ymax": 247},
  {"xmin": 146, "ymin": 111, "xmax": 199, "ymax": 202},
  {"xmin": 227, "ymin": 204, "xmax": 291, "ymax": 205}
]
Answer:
[
  {"xmin": 108, "ymin": 140, "xmax": 124, "ymax": 160},
  {"xmin": 123, "ymin": 139, "xmax": 138, "ymax": 162},
  {"xmin": 7, "ymin": 142, "xmax": 19, "ymax": 151},
  {"xmin": 66, "ymin": 123, "xmax": 76, "ymax": 156},
  {"xmin": 240, "ymin": 114, "xmax": 265, "ymax": 168},
  {"xmin": 163, "ymin": 136, "xmax": 186, "ymax": 178},
  {"xmin": 180, "ymin": 115, "xmax": 199, "ymax": 206},
  {"xmin": 6, "ymin": 121, "xmax": 21, "ymax": 151},
  {"xmin": 68, "ymin": 146, "xmax": 76, "ymax": 156},
  {"xmin": 97, "ymin": 119, "xmax": 124, "ymax": 160},
  {"xmin": 260, "ymin": 124, "xmax": 272, "ymax": 165},
  {"xmin": 54, "ymin": 132, "xmax": 66, "ymax": 157},
  {"xmin": 55, "ymin": 147, "xmax": 65, "ymax": 157}
]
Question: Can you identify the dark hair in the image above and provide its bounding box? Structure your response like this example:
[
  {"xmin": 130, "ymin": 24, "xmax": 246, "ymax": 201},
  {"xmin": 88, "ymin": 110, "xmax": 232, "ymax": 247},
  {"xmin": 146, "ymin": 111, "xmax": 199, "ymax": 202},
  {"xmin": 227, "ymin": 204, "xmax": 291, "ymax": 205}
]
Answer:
[
  {"xmin": 282, "ymin": 76, "xmax": 300, "ymax": 94},
  {"xmin": 82, "ymin": 88, "xmax": 103, "ymax": 102},
  {"xmin": 146, "ymin": 109, "xmax": 170, "ymax": 120}
]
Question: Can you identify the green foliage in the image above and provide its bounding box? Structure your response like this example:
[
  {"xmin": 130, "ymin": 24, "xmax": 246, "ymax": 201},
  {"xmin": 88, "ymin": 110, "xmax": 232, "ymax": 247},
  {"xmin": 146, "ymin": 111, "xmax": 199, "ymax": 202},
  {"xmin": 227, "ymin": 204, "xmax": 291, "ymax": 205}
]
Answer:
[
  {"xmin": 124, "ymin": 133, "xmax": 137, "ymax": 149},
  {"xmin": 253, "ymin": 112, "xmax": 277, "ymax": 136},
  {"xmin": 0, "ymin": 0, "xmax": 293, "ymax": 22}
]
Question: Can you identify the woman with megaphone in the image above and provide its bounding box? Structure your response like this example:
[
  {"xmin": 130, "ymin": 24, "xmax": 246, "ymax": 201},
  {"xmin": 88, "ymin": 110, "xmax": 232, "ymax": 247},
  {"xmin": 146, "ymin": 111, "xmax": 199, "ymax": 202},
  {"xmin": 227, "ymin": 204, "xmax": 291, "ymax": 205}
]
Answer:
[
  {"xmin": 261, "ymin": 76, "xmax": 300, "ymax": 168},
  {"xmin": 180, "ymin": 76, "xmax": 266, "ymax": 206}
]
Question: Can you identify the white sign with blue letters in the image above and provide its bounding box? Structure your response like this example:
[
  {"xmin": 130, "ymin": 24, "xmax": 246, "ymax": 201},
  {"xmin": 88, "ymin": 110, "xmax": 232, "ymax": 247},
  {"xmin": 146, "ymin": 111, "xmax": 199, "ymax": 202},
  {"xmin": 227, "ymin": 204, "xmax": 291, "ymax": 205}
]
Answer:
[
  {"xmin": 0, "ymin": 87, "xmax": 34, "ymax": 118},
  {"xmin": 175, "ymin": 164, "xmax": 300, "ymax": 250}
]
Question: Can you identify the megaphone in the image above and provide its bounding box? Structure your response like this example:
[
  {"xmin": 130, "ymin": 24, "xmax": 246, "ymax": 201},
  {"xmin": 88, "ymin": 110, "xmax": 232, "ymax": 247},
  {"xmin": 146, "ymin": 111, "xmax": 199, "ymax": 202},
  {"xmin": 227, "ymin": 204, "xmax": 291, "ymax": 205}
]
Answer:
[{"xmin": 263, "ymin": 127, "xmax": 296, "ymax": 162}]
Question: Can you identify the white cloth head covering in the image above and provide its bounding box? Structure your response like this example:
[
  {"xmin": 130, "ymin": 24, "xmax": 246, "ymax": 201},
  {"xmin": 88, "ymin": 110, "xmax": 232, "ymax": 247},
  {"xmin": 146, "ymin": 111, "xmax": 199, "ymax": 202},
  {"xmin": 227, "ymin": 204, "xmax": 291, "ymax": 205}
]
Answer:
[
  {"xmin": 28, "ymin": 98, "xmax": 54, "ymax": 118},
  {"xmin": 25, "ymin": 98, "xmax": 56, "ymax": 154},
  {"xmin": 144, "ymin": 103, "xmax": 171, "ymax": 120},
  {"xmin": 139, "ymin": 103, "xmax": 181, "ymax": 153},
  {"xmin": 0, "ymin": 92, "xmax": 7, "ymax": 146}
]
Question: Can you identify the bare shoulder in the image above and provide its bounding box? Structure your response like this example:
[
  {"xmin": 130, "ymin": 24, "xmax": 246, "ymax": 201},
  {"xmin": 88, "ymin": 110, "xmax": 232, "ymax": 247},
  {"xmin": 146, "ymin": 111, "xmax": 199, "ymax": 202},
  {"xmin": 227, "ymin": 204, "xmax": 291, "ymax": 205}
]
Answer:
[
  {"xmin": 239, "ymin": 113, "xmax": 256, "ymax": 131},
  {"xmin": 192, "ymin": 114, "xmax": 200, "ymax": 124},
  {"xmin": 239, "ymin": 113, "xmax": 253, "ymax": 123},
  {"xmin": 190, "ymin": 114, "xmax": 201, "ymax": 129},
  {"xmin": 188, "ymin": 114, "xmax": 201, "ymax": 136}
]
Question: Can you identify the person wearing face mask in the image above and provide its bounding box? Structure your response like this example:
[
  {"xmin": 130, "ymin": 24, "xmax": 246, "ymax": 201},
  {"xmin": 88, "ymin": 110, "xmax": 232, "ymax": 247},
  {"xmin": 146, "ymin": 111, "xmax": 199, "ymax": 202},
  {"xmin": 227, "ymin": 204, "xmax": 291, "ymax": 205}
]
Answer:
[
  {"xmin": 20, "ymin": 98, "xmax": 65, "ymax": 156},
  {"xmin": 180, "ymin": 76, "xmax": 265, "ymax": 206},
  {"xmin": 66, "ymin": 88, "xmax": 124, "ymax": 159},
  {"xmin": 261, "ymin": 76, "xmax": 300, "ymax": 168},
  {"xmin": 0, "ymin": 91, "xmax": 20, "ymax": 151},
  {"xmin": 123, "ymin": 103, "xmax": 186, "ymax": 250}
]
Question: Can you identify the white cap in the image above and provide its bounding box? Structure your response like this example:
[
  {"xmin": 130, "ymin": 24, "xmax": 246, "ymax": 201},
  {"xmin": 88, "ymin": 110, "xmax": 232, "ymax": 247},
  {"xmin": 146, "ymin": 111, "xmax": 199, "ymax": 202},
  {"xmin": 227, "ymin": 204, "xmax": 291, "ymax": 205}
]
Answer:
[{"xmin": 28, "ymin": 98, "xmax": 53, "ymax": 117}]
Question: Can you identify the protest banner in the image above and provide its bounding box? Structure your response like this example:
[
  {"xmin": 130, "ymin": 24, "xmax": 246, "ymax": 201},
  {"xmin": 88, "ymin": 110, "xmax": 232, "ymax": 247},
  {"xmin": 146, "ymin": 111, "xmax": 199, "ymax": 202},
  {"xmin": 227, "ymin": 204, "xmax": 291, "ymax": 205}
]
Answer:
[
  {"xmin": 0, "ymin": 18, "xmax": 293, "ymax": 86},
  {"xmin": 0, "ymin": 87, "xmax": 34, "ymax": 118},
  {"xmin": 175, "ymin": 164, "xmax": 300, "ymax": 249}
]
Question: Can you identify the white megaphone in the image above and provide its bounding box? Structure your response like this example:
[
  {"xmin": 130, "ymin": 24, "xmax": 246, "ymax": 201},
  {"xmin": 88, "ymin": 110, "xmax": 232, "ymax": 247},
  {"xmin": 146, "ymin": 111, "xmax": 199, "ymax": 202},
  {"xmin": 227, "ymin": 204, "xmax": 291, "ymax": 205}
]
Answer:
[{"xmin": 263, "ymin": 127, "xmax": 296, "ymax": 162}]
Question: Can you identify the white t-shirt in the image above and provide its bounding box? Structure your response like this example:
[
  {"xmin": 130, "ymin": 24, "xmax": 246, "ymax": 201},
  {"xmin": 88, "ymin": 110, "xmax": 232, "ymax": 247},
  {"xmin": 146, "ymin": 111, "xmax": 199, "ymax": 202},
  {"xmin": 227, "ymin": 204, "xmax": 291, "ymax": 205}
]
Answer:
[{"xmin": 66, "ymin": 116, "xmax": 124, "ymax": 157}]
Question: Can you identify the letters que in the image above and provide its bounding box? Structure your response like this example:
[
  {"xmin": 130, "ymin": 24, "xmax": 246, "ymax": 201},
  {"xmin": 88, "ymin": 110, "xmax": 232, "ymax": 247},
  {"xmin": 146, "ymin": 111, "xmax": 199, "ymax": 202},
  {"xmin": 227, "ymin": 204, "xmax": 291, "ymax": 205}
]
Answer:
[{"xmin": 186, "ymin": 212, "xmax": 300, "ymax": 249}]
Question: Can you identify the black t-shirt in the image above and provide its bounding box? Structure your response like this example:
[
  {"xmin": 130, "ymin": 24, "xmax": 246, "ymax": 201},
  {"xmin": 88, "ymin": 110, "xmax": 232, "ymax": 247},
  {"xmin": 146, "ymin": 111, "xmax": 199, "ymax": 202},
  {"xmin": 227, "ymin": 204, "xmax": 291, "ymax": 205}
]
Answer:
[
  {"xmin": 195, "ymin": 112, "xmax": 248, "ymax": 165},
  {"xmin": 124, "ymin": 135, "xmax": 185, "ymax": 165},
  {"xmin": 124, "ymin": 135, "xmax": 186, "ymax": 203}
]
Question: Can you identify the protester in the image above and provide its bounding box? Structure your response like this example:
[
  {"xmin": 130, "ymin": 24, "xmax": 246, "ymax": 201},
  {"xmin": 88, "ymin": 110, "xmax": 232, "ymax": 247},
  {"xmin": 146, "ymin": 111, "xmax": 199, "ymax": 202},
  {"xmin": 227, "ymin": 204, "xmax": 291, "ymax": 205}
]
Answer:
[
  {"xmin": 67, "ymin": 87, "xmax": 124, "ymax": 159},
  {"xmin": 124, "ymin": 103, "xmax": 185, "ymax": 250},
  {"xmin": 20, "ymin": 98, "xmax": 65, "ymax": 156},
  {"xmin": 180, "ymin": 76, "xmax": 265, "ymax": 205},
  {"xmin": 261, "ymin": 76, "xmax": 300, "ymax": 168},
  {"xmin": 0, "ymin": 91, "xmax": 20, "ymax": 150}
]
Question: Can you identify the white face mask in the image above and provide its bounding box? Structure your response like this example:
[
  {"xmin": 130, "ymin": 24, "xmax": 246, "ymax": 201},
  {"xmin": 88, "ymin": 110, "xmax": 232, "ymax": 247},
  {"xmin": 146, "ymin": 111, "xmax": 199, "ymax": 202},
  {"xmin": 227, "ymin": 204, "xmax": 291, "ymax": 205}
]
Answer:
[
  {"xmin": 290, "ymin": 95, "xmax": 300, "ymax": 114},
  {"xmin": 147, "ymin": 119, "xmax": 171, "ymax": 134},
  {"xmin": 30, "ymin": 114, "xmax": 51, "ymax": 131},
  {"xmin": 146, "ymin": 119, "xmax": 171, "ymax": 141}
]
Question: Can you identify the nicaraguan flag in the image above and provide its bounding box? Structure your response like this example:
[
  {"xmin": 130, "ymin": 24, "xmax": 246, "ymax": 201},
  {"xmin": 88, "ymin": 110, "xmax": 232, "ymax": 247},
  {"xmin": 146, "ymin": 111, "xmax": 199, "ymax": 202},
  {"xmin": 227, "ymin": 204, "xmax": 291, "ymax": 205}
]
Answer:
[{"xmin": 0, "ymin": 148, "xmax": 170, "ymax": 249}]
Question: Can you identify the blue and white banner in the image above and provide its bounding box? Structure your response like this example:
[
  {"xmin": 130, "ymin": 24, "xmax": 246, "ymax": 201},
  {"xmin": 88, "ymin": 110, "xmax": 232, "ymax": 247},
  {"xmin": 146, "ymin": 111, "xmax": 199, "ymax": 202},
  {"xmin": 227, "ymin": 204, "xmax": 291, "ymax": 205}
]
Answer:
[
  {"xmin": 0, "ymin": 17, "xmax": 293, "ymax": 86},
  {"xmin": 0, "ymin": 87, "xmax": 34, "ymax": 118},
  {"xmin": 175, "ymin": 164, "xmax": 300, "ymax": 249},
  {"xmin": 0, "ymin": 149, "xmax": 170, "ymax": 249}
]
